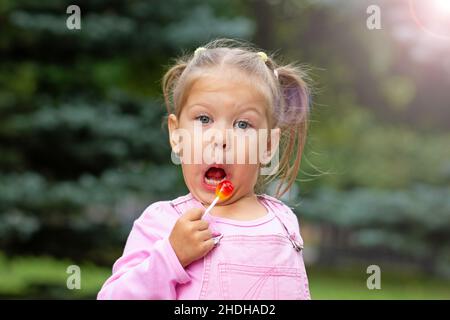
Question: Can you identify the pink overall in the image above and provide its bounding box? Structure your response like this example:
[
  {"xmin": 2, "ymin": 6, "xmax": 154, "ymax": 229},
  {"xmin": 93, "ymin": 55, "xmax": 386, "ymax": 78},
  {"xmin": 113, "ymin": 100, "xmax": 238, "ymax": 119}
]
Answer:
[{"xmin": 172, "ymin": 195, "xmax": 311, "ymax": 300}]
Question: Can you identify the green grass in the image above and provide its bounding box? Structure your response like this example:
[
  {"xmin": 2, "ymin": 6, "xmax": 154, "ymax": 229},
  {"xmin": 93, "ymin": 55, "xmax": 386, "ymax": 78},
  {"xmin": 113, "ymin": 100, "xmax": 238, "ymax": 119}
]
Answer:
[
  {"xmin": 0, "ymin": 252, "xmax": 111, "ymax": 299},
  {"xmin": 1, "ymin": 252, "xmax": 449, "ymax": 299},
  {"xmin": 308, "ymin": 265, "xmax": 450, "ymax": 299}
]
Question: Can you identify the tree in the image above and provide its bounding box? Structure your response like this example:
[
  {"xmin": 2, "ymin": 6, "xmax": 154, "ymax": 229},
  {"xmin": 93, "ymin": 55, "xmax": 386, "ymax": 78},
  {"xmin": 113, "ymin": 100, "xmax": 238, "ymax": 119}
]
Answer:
[{"xmin": 0, "ymin": 0, "xmax": 253, "ymax": 264}]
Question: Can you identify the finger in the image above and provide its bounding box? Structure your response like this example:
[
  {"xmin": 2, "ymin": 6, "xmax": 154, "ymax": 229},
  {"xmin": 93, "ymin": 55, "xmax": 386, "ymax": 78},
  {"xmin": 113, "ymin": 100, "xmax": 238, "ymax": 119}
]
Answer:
[
  {"xmin": 193, "ymin": 219, "xmax": 209, "ymax": 231},
  {"xmin": 197, "ymin": 229, "xmax": 212, "ymax": 241},
  {"xmin": 184, "ymin": 207, "xmax": 205, "ymax": 221},
  {"xmin": 202, "ymin": 238, "xmax": 215, "ymax": 253}
]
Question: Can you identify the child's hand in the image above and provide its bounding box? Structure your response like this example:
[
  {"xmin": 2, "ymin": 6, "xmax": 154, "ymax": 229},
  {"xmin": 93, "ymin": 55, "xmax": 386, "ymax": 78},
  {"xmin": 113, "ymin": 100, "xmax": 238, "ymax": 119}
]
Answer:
[{"xmin": 169, "ymin": 207, "xmax": 215, "ymax": 268}]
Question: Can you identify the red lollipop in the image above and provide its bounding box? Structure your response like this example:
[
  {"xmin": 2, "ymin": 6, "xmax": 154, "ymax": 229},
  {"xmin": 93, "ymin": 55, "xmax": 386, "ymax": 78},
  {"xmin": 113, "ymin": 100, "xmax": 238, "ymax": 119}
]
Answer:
[
  {"xmin": 202, "ymin": 180, "xmax": 234, "ymax": 218},
  {"xmin": 215, "ymin": 180, "xmax": 234, "ymax": 200}
]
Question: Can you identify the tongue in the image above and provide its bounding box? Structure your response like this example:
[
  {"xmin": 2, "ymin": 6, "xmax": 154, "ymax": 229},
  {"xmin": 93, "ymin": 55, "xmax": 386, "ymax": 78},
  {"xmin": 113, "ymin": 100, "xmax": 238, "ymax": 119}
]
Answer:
[{"xmin": 206, "ymin": 167, "xmax": 226, "ymax": 180}]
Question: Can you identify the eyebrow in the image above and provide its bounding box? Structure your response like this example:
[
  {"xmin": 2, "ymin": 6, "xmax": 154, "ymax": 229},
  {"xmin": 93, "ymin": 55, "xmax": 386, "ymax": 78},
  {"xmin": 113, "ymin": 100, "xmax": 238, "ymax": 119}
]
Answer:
[{"xmin": 187, "ymin": 102, "xmax": 265, "ymax": 117}]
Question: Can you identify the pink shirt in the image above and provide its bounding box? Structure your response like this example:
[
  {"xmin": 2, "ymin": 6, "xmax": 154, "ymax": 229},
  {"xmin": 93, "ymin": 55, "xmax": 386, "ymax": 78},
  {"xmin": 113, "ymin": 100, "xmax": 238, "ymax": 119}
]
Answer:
[{"xmin": 97, "ymin": 193, "xmax": 310, "ymax": 300}]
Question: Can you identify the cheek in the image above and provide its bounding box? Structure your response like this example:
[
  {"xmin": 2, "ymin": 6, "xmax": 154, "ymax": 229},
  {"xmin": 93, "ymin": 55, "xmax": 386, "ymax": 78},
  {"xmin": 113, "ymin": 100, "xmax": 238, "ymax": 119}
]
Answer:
[
  {"xmin": 177, "ymin": 127, "xmax": 203, "ymax": 163},
  {"xmin": 181, "ymin": 164, "xmax": 202, "ymax": 184},
  {"xmin": 234, "ymin": 164, "xmax": 259, "ymax": 181},
  {"xmin": 233, "ymin": 133, "xmax": 264, "ymax": 165},
  {"xmin": 233, "ymin": 164, "xmax": 259, "ymax": 192}
]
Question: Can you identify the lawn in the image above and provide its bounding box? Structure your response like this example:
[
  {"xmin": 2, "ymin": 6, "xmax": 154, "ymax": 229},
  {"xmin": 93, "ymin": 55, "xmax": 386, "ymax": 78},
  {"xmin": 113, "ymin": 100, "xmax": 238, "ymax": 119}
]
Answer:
[
  {"xmin": 0, "ymin": 252, "xmax": 110, "ymax": 299},
  {"xmin": 308, "ymin": 265, "xmax": 450, "ymax": 299}
]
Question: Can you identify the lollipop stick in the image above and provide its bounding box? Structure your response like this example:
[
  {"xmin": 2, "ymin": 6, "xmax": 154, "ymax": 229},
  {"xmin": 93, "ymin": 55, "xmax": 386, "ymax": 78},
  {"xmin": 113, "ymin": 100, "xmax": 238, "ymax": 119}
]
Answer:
[{"xmin": 202, "ymin": 196, "xmax": 219, "ymax": 219}]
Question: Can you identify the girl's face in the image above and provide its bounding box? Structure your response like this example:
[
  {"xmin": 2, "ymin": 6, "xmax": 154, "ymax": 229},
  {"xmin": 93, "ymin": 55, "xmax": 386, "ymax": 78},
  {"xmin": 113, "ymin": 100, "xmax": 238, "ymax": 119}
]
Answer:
[{"xmin": 168, "ymin": 67, "xmax": 279, "ymax": 206}]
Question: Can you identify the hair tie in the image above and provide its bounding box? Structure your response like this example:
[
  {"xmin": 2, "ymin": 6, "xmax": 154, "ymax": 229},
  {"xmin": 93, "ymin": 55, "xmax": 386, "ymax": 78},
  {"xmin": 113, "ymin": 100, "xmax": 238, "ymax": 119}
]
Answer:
[
  {"xmin": 257, "ymin": 51, "xmax": 268, "ymax": 62},
  {"xmin": 194, "ymin": 47, "xmax": 206, "ymax": 56}
]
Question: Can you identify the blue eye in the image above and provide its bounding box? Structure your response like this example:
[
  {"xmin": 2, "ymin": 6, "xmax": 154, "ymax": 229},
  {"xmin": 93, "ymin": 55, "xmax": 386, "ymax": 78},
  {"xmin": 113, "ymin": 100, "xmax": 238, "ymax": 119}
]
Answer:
[
  {"xmin": 196, "ymin": 115, "xmax": 211, "ymax": 124},
  {"xmin": 235, "ymin": 120, "xmax": 251, "ymax": 130}
]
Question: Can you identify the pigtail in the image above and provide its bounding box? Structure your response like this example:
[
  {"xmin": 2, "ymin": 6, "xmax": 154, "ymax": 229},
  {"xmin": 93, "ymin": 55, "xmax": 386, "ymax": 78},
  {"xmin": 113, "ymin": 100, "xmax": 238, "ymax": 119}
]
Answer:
[
  {"xmin": 276, "ymin": 64, "xmax": 311, "ymax": 124},
  {"xmin": 269, "ymin": 64, "xmax": 311, "ymax": 198},
  {"xmin": 162, "ymin": 59, "xmax": 188, "ymax": 114}
]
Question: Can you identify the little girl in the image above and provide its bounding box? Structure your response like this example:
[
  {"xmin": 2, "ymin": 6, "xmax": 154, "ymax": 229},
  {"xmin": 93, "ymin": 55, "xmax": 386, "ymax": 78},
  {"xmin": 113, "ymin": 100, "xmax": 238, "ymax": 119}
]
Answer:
[{"xmin": 98, "ymin": 39, "xmax": 311, "ymax": 300}]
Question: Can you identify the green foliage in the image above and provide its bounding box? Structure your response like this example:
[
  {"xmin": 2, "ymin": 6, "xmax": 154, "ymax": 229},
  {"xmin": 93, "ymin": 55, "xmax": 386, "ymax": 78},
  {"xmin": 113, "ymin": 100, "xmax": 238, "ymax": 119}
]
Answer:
[
  {"xmin": 299, "ymin": 185, "xmax": 450, "ymax": 276},
  {"xmin": 300, "ymin": 105, "xmax": 450, "ymax": 191},
  {"xmin": 0, "ymin": 0, "xmax": 253, "ymax": 262},
  {"xmin": 296, "ymin": 103, "xmax": 450, "ymax": 276}
]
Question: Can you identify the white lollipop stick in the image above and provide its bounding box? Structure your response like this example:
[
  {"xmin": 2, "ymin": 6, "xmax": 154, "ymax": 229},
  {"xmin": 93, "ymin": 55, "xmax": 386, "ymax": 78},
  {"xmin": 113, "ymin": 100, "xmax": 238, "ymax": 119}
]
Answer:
[{"xmin": 202, "ymin": 196, "xmax": 219, "ymax": 219}]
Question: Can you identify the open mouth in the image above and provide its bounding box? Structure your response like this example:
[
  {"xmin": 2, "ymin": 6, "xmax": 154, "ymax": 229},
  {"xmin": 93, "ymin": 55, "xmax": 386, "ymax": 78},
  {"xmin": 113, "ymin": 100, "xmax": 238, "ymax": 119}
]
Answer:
[{"xmin": 203, "ymin": 166, "xmax": 227, "ymax": 186}]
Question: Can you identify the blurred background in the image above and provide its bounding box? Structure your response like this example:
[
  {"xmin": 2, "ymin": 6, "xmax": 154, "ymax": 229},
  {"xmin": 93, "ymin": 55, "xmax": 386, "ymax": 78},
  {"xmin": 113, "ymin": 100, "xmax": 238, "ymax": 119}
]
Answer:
[{"xmin": 1, "ymin": 0, "xmax": 449, "ymax": 299}]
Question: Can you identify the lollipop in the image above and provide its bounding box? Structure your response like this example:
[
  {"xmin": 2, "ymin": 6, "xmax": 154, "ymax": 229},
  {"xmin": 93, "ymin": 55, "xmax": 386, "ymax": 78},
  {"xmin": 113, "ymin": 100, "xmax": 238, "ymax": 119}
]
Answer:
[{"xmin": 202, "ymin": 180, "xmax": 234, "ymax": 218}]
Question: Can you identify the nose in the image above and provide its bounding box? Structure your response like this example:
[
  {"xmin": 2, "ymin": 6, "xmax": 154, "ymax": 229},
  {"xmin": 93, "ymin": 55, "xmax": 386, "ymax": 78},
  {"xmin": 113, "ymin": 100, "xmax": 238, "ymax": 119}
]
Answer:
[{"xmin": 212, "ymin": 123, "xmax": 231, "ymax": 151}]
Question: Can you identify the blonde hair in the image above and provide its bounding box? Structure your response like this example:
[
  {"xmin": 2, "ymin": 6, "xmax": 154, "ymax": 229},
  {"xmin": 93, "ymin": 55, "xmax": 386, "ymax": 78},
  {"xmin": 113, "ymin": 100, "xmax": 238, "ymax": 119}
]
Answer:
[{"xmin": 162, "ymin": 38, "xmax": 311, "ymax": 198}]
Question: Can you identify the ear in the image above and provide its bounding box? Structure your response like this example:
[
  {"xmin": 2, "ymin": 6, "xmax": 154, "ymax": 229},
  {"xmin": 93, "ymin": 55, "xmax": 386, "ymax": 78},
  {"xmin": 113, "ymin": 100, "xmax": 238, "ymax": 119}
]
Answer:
[
  {"xmin": 168, "ymin": 114, "xmax": 181, "ymax": 154},
  {"xmin": 261, "ymin": 127, "xmax": 280, "ymax": 165}
]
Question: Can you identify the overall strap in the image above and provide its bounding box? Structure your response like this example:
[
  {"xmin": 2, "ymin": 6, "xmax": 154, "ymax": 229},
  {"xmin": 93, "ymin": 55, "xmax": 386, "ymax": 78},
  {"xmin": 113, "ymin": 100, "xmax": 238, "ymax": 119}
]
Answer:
[
  {"xmin": 170, "ymin": 193, "xmax": 201, "ymax": 216},
  {"xmin": 259, "ymin": 194, "xmax": 304, "ymax": 251}
]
